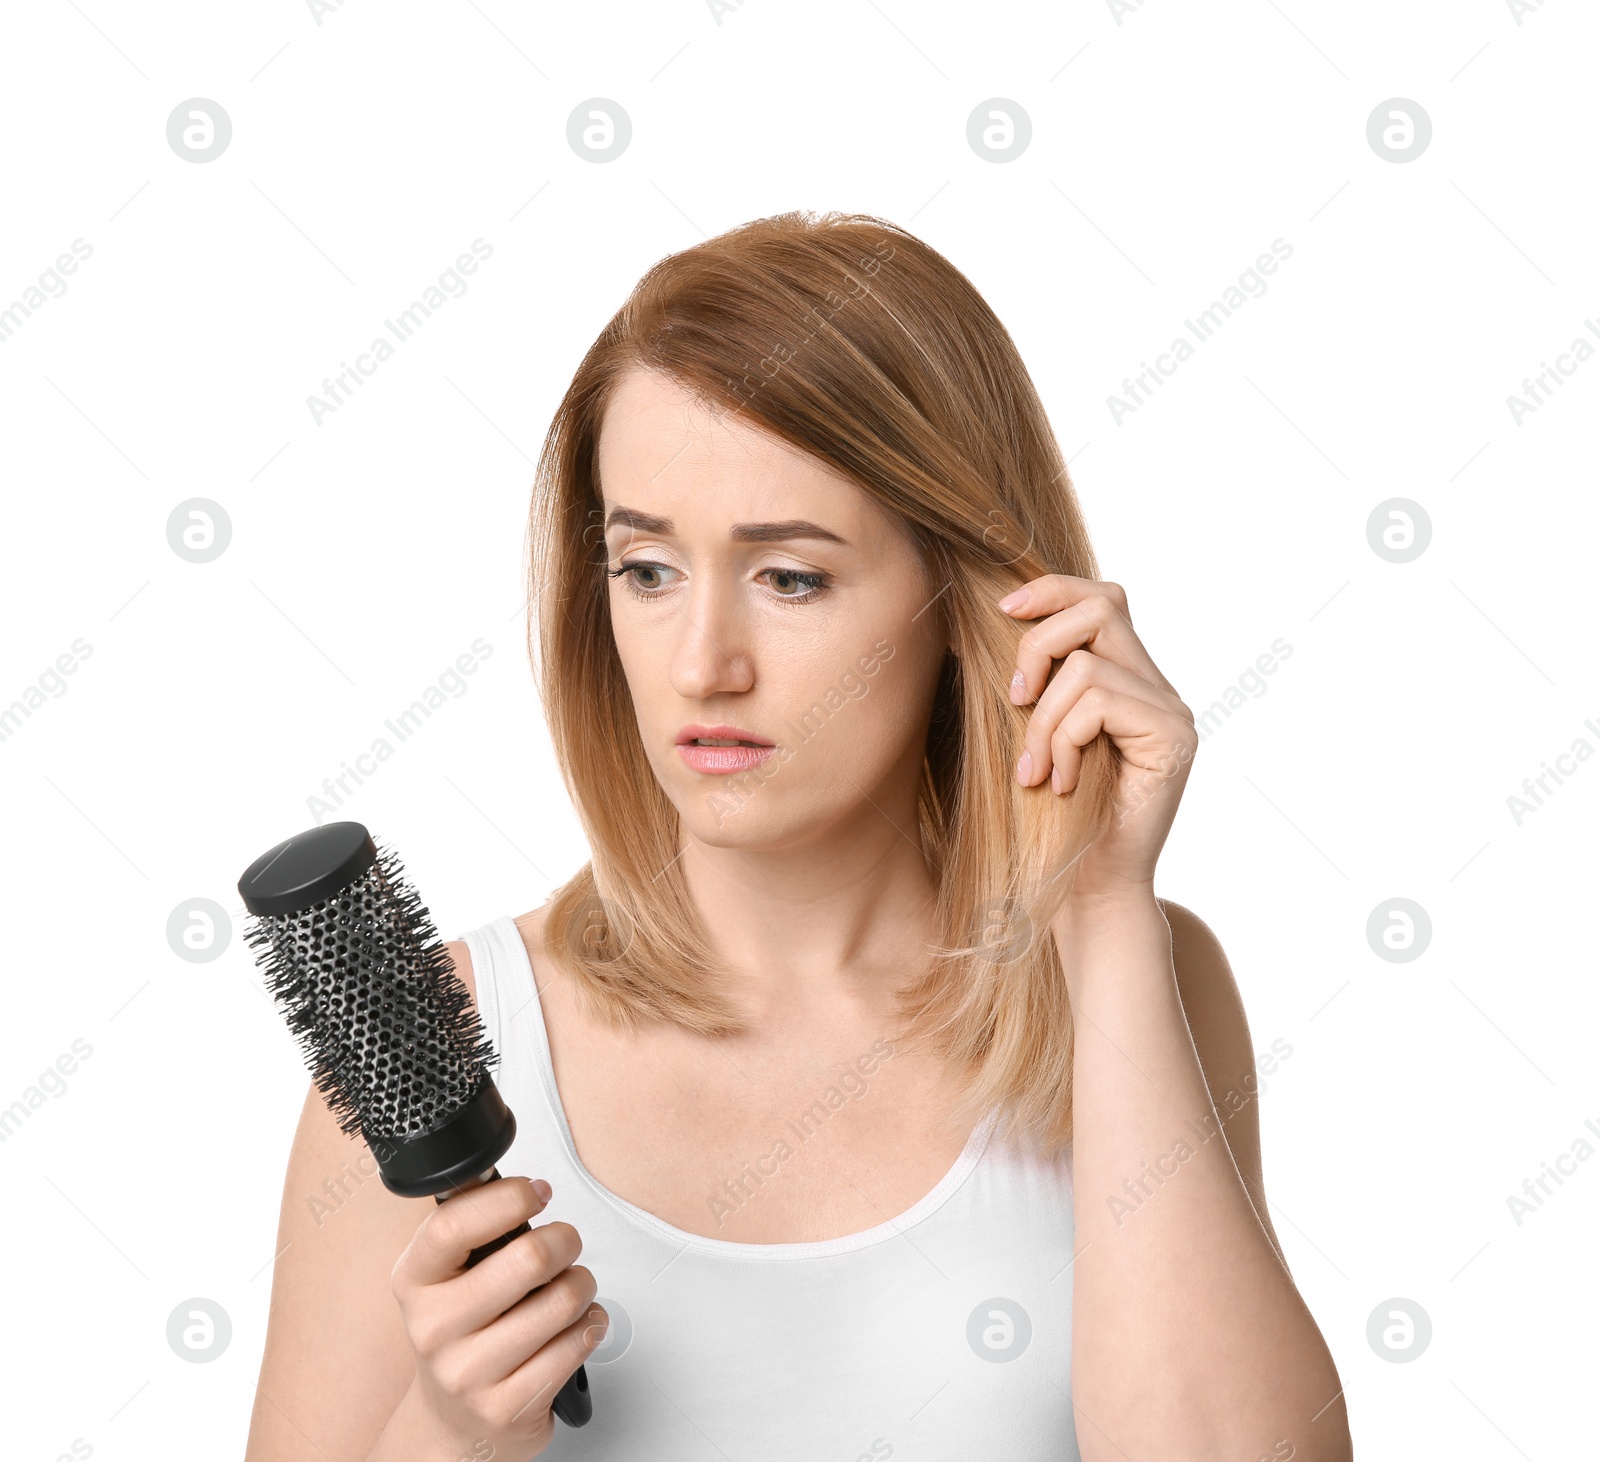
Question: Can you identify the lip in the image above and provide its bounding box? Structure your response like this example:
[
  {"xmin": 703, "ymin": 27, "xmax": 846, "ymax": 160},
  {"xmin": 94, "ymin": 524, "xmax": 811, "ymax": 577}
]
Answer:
[
  {"xmin": 675, "ymin": 723, "xmax": 777, "ymax": 776},
  {"xmin": 675, "ymin": 723, "xmax": 775, "ymax": 747}
]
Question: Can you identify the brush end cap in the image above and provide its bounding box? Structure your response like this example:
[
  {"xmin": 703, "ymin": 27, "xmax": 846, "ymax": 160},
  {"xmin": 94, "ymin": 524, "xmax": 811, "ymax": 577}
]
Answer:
[{"xmin": 238, "ymin": 821, "xmax": 378, "ymax": 917}]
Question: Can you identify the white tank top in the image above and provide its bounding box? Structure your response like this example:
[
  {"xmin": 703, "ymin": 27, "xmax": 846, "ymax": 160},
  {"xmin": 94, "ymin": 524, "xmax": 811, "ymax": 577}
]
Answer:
[{"xmin": 458, "ymin": 914, "xmax": 1083, "ymax": 1459}]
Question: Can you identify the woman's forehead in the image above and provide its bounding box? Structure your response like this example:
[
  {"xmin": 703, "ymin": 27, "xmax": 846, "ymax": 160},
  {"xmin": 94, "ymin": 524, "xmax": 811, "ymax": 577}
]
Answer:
[{"xmin": 598, "ymin": 381, "xmax": 873, "ymax": 526}]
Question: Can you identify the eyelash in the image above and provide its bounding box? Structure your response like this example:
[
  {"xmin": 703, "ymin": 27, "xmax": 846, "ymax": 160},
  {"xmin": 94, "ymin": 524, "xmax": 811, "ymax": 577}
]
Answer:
[{"xmin": 606, "ymin": 560, "xmax": 830, "ymax": 605}]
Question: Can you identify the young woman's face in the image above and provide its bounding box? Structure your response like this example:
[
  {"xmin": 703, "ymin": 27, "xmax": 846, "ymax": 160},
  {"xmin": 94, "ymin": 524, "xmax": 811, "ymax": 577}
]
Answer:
[{"xmin": 597, "ymin": 364, "xmax": 950, "ymax": 851}]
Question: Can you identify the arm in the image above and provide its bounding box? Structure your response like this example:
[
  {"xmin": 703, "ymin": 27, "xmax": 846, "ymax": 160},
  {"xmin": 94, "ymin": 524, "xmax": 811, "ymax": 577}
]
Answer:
[
  {"xmin": 241, "ymin": 1056, "xmax": 437, "ymax": 1461},
  {"xmin": 998, "ymin": 571, "xmax": 1349, "ymax": 1458},
  {"xmin": 1158, "ymin": 900, "xmax": 1287, "ymax": 1267},
  {"xmin": 244, "ymin": 942, "xmax": 484, "ymax": 1461},
  {"xmin": 1058, "ymin": 893, "xmax": 1349, "ymax": 1460}
]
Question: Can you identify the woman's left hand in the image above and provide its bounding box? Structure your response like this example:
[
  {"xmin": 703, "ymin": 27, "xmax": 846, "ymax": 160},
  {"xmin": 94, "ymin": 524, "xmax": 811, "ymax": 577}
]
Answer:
[{"xmin": 1000, "ymin": 573, "xmax": 1197, "ymax": 896}]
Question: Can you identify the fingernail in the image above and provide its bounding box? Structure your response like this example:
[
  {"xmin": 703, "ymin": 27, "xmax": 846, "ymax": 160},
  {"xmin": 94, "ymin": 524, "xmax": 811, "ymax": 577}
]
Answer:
[
  {"xmin": 533, "ymin": 1178, "xmax": 552, "ymax": 1203},
  {"xmin": 998, "ymin": 589, "xmax": 1027, "ymax": 613},
  {"xmin": 1016, "ymin": 750, "xmax": 1032, "ymax": 785},
  {"xmin": 1009, "ymin": 669, "xmax": 1026, "ymax": 704}
]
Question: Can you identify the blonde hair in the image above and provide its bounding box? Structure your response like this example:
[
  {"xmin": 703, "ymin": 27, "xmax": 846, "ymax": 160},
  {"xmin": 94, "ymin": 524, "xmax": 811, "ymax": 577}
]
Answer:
[{"xmin": 527, "ymin": 210, "xmax": 1118, "ymax": 1159}]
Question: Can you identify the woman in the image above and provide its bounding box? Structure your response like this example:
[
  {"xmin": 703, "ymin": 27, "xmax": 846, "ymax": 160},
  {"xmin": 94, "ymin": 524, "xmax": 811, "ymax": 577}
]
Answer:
[{"xmin": 245, "ymin": 211, "xmax": 1351, "ymax": 1461}]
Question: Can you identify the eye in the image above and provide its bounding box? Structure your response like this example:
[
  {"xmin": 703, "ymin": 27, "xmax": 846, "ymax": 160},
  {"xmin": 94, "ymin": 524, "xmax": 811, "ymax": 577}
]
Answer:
[
  {"xmin": 606, "ymin": 560, "xmax": 679, "ymax": 598},
  {"xmin": 605, "ymin": 560, "xmax": 831, "ymax": 605},
  {"xmin": 760, "ymin": 567, "xmax": 829, "ymax": 603}
]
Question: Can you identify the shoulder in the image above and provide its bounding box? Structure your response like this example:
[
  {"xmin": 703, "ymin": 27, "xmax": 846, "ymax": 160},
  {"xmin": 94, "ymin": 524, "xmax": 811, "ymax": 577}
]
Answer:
[
  {"xmin": 1158, "ymin": 900, "xmax": 1247, "ymax": 1047},
  {"xmin": 246, "ymin": 1068, "xmax": 434, "ymax": 1453},
  {"xmin": 442, "ymin": 939, "xmax": 475, "ymax": 999},
  {"xmin": 1156, "ymin": 899, "xmax": 1284, "ymax": 1254},
  {"xmin": 1156, "ymin": 898, "xmax": 1249, "ymax": 1090}
]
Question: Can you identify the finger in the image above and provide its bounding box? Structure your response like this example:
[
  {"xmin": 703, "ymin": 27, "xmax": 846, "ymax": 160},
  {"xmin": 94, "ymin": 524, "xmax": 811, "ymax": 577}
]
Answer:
[
  {"xmin": 1016, "ymin": 650, "xmax": 1188, "ymax": 787},
  {"xmin": 1001, "ymin": 571, "xmax": 1131, "ymax": 622},
  {"xmin": 492, "ymin": 1297, "xmax": 612, "ymax": 1433},
  {"xmin": 1000, "ymin": 576, "xmax": 1175, "ymax": 698},
  {"xmin": 460, "ymin": 1261, "xmax": 599, "ymax": 1388},
  {"xmin": 447, "ymin": 1221, "xmax": 584, "ymax": 1336},
  {"xmin": 1008, "ymin": 590, "xmax": 1169, "ymax": 701},
  {"xmin": 399, "ymin": 1176, "xmax": 551, "ymax": 1290},
  {"xmin": 1048, "ymin": 688, "xmax": 1198, "ymax": 794}
]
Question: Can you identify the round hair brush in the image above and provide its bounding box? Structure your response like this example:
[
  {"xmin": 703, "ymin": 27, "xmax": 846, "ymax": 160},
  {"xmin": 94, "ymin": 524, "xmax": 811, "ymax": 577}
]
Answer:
[{"xmin": 237, "ymin": 819, "xmax": 593, "ymax": 1429}]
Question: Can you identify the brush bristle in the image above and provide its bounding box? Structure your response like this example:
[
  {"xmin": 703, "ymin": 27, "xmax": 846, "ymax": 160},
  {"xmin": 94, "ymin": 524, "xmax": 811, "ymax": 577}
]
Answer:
[{"xmin": 243, "ymin": 840, "xmax": 498, "ymax": 1141}]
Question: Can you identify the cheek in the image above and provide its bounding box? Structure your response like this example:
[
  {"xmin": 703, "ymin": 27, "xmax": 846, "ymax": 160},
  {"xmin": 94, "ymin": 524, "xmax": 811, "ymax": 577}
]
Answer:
[
  {"xmin": 607, "ymin": 612, "xmax": 673, "ymax": 752},
  {"xmin": 772, "ymin": 639, "xmax": 928, "ymax": 778},
  {"xmin": 608, "ymin": 596, "xmax": 668, "ymax": 684}
]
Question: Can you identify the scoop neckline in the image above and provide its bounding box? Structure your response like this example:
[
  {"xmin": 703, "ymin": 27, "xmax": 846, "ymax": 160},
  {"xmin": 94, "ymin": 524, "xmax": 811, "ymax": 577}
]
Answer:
[{"xmin": 493, "ymin": 913, "xmax": 999, "ymax": 1261}]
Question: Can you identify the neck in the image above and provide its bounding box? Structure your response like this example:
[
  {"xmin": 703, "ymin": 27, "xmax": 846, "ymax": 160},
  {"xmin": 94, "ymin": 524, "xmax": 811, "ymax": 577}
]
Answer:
[{"xmin": 678, "ymin": 791, "xmax": 937, "ymax": 1022}]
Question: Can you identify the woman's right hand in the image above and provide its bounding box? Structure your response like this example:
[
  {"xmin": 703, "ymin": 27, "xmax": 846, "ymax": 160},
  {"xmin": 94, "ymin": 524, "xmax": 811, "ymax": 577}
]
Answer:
[{"xmin": 384, "ymin": 1174, "xmax": 605, "ymax": 1459}]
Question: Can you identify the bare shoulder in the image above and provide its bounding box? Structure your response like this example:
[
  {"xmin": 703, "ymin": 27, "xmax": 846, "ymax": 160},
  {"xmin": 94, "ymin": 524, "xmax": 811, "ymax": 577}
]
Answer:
[
  {"xmin": 1158, "ymin": 900, "xmax": 1248, "ymax": 1069},
  {"xmin": 441, "ymin": 935, "xmax": 476, "ymax": 1004},
  {"xmin": 1157, "ymin": 899, "xmax": 1284, "ymax": 1260},
  {"xmin": 243, "ymin": 1083, "xmax": 433, "ymax": 1459}
]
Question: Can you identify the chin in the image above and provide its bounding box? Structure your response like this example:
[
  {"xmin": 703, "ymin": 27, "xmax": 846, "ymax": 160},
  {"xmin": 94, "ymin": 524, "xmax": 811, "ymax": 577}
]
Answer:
[
  {"xmin": 665, "ymin": 768, "xmax": 832, "ymax": 852},
  {"xmin": 679, "ymin": 794, "xmax": 805, "ymax": 850}
]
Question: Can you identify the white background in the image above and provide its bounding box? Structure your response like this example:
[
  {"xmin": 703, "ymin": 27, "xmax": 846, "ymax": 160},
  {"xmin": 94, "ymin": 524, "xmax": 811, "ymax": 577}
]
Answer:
[{"xmin": 2, "ymin": 0, "xmax": 1595, "ymax": 1457}]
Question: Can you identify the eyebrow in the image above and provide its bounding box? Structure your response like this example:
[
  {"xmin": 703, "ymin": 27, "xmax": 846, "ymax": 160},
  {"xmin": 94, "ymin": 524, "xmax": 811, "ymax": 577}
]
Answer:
[{"xmin": 603, "ymin": 506, "xmax": 847, "ymax": 546}]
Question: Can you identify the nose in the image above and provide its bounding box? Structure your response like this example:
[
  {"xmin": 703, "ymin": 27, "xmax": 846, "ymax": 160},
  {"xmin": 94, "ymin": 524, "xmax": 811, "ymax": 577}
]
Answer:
[{"xmin": 668, "ymin": 582, "xmax": 754, "ymax": 701}]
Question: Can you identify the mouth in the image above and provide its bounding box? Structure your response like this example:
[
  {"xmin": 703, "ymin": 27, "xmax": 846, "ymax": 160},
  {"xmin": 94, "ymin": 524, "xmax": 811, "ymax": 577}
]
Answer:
[
  {"xmin": 675, "ymin": 723, "xmax": 775, "ymax": 748},
  {"xmin": 675, "ymin": 723, "xmax": 777, "ymax": 775}
]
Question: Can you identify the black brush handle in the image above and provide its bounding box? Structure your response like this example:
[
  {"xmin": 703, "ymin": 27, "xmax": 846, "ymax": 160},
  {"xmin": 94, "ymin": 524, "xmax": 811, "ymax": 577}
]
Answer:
[{"xmin": 437, "ymin": 1167, "xmax": 593, "ymax": 1428}]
